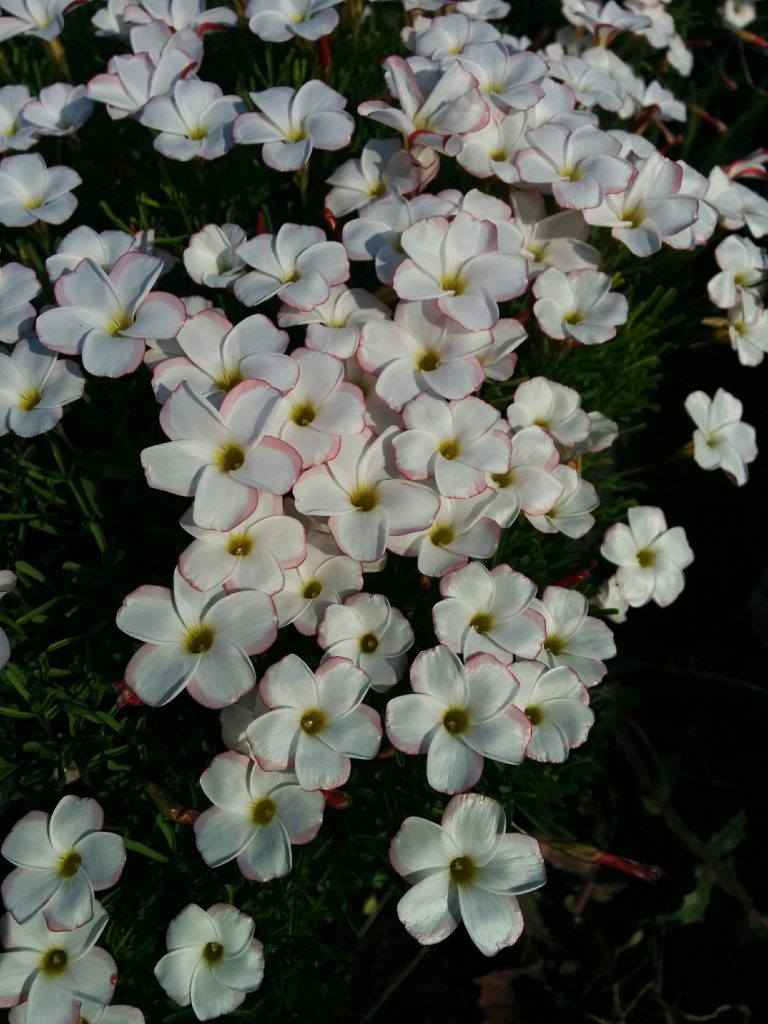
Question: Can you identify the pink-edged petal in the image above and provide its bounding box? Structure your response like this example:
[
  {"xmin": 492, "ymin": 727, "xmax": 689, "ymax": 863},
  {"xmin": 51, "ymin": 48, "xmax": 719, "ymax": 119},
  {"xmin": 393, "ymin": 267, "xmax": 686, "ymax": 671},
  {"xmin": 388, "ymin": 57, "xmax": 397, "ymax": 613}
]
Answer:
[{"xmin": 396, "ymin": 871, "xmax": 459, "ymax": 945}]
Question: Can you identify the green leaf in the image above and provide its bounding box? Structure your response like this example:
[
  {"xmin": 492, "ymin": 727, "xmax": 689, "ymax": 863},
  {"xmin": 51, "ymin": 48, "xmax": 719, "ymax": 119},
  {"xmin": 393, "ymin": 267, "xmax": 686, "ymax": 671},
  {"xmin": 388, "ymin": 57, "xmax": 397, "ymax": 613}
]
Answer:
[{"xmin": 123, "ymin": 838, "xmax": 169, "ymax": 863}]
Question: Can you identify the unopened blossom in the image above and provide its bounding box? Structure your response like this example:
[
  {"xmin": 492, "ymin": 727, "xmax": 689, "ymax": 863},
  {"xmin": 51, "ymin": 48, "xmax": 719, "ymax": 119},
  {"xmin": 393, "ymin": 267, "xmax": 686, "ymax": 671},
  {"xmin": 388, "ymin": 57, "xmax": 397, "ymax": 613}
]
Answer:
[
  {"xmin": 272, "ymin": 530, "xmax": 362, "ymax": 635},
  {"xmin": 433, "ymin": 561, "xmax": 544, "ymax": 665},
  {"xmin": 155, "ymin": 904, "xmax": 263, "ymax": 1021},
  {"xmin": 247, "ymin": 655, "xmax": 381, "ymax": 790},
  {"xmin": 325, "ymin": 139, "xmax": 420, "ymax": 219},
  {"xmin": 140, "ymin": 80, "xmax": 244, "ymax": 161},
  {"xmin": 0, "ymin": 86, "xmax": 37, "ymax": 152},
  {"xmin": 87, "ymin": 37, "xmax": 200, "ymax": 121},
  {"xmin": 509, "ymin": 660, "xmax": 594, "ymax": 762},
  {"xmin": 234, "ymin": 82, "xmax": 353, "ymax": 172},
  {"xmin": 358, "ymin": 56, "xmax": 489, "ymax": 158},
  {"xmin": 21, "ymin": 84, "xmax": 93, "ymax": 137},
  {"xmin": 45, "ymin": 225, "xmax": 158, "ymax": 282},
  {"xmin": 294, "ymin": 428, "xmax": 440, "ymax": 562},
  {"xmin": 529, "ymin": 586, "xmax": 616, "ymax": 687},
  {"xmin": 507, "ymin": 377, "xmax": 591, "ymax": 449},
  {"xmin": 235, "ymin": 223, "xmax": 349, "ymax": 310},
  {"xmin": 116, "ymin": 567, "xmax": 277, "ymax": 707},
  {"xmin": 1, "ymin": 796, "xmax": 126, "ymax": 930},
  {"xmin": 0, "ymin": 571, "xmax": 15, "ymax": 670},
  {"xmin": 533, "ymin": 268, "xmax": 628, "ymax": 344},
  {"xmin": 388, "ymin": 490, "xmax": 500, "ymax": 577},
  {"xmin": 279, "ymin": 285, "xmax": 389, "ymax": 360},
  {"xmin": 317, "ymin": 592, "xmax": 414, "ymax": 692},
  {"xmin": 505, "ymin": 191, "xmax": 600, "ymax": 275},
  {"xmin": 393, "ymin": 394, "xmax": 510, "ymax": 498},
  {"xmin": 0, "ymin": 337, "xmax": 84, "ymax": 438},
  {"xmin": 728, "ymin": 292, "xmax": 768, "ymax": 366},
  {"xmin": 124, "ymin": 0, "xmax": 238, "ymax": 32},
  {"xmin": 36, "ymin": 253, "xmax": 185, "ymax": 378},
  {"xmin": 0, "ymin": 0, "xmax": 85, "ymax": 41},
  {"xmin": 246, "ymin": 0, "xmax": 340, "ymax": 42},
  {"xmin": 684, "ymin": 388, "xmax": 757, "ymax": 486},
  {"xmin": 394, "ymin": 212, "xmax": 528, "ymax": 331},
  {"xmin": 484, "ymin": 425, "xmax": 563, "ymax": 528},
  {"xmin": 183, "ymin": 223, "xmax": 247, "ymax": 288},
  {"xmin": 0, "ymin": 904, "xmax": 115, "ymax": 1024},
  {"xmin": 195, "ymin": 752, "xmax": 325, "ymax": 881},
  {"xmin": 150, "ymin": 308, "xmax": 296, "ymax": 405},
  {"xmin": 707, "ymin": 235, "xmax": 768, "ymax": 310},
  {"xmin": 390, "ymin": 793, "xmax": 546, "ymax": 955},
  {"xmin": 358, "ymin": 300, "xmax": 488, "ymax": 410},
  {"xmin": 515, "ymin": 124, "xmax": 632, "ymax": 210},
  {"xmin": 526, "ymin": 464, "xmax": 598, "ymax": 539},
  {"xmin": 601, "ymin": 505, "xmax": 693, "ymax": 608},
  {"xmin": 0, "ymin": 153, "xmax": 80, "ymax": 228},
  {"xmin": 142, "ymin": 380, "xmax": 301, "ymax": 529},
  {"xmin": 583, "ymin": 151, "xmax": 699, "ymax": 257},
  {"xmin": 404, "ymin": 12, "xmax": 500, "ymax": 59},
  {"xmin": 0, "ymin": 261, "xmax": 39, "ymax": 344},
  {"xmin": 178, "ymin": 493, "xmax": 306, "ymax": 595},
  {"xmin": 455, "ymin": 42, "xmax": 546, "ymax": 111}
]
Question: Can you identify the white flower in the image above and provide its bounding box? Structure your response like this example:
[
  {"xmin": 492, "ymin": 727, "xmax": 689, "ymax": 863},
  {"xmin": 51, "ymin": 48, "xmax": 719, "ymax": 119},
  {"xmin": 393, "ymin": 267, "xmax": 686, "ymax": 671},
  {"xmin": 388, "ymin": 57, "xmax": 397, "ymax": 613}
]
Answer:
[
  {"xmin": 684, "ymin": 388, "xmax": 757, "ymax": 486},
  {"xmin": 728, "ymin": 292, "xmax": 768, "ymax": 366},
  {"xmin": 393, "ymin": 212, "xmax": 528, "ymax": 331},
  {"xmin": 0, "ymin": 904, "xmax": 115, "ymax": 1024},
  {"xmin": 389, "ymin": 793, "xmax": 545, "ymax": 955},
  {"xmin": 247, "ymin": 654, "xmax": 381, "ymax": 790},
  {"xmin": 388, "ymin": 490, "xmax": 500, "ymax": 577},
  {"xmin": 509, "ymin": 660, "xmax": 594, "ymax": 762},
  {"xmin": 393, "ymin": 394, "xmax": 510, "ymax": 498},
  {"xmin": 592, "ymin": 574, "xmax": 630, "ymax": 624},
  {"xmin": 279, "ymin": 285, "xmax": 390, "ymax": 360},
  {"xmin": 600, "ymin": 505, "xmax": 694, "ymax": 607},
  {"xmin": 722, "ymin": 0, "xmax": 757, "ymax": 29},
  {"xmin": 0, "ymin": 261, "xmax": 39, "ymax": 344},
  {"xmin": 150, "ymin": 308, "xmax": 296, "ymax": 405},
  {"xmin": 178, "ymin": 494, "xmax": 306, "ymax": 595},
  {"xmin": 234, "ymin": 82, "xmax": 353, "ymax": 172},
  {"xmin": 533, "ymin": 267, "xmax": 628, "ymax": 344},
  {"xmin": 183, "ymin": 223, "xmax": 248, "ymax": 288},
  {"xmin": 1, "ymin": 796, "xmax": 125, "ymax": 930},
  {"xmin": 325, "ymin": 139, "xmax": 420, "ymax": 219},
  {"xmin": 234, "ymin": 222, "xmax": 349, "ymax": 310},
  {"xmin": 454, "ymin": 105, "xmax": 527, "ymax": 184},
  {"xmin": 526, "ymin": 464, "xmax": 599, "ymax": 539},
  {"xmin": 707, "ymin": 235, "xmax": 768, "ymax": 310},
  {"xmin": 506, "ymin": 377, "xmax": 591, "ymax": 449},
  {"xmin": 0, "ymin": 336, "xmax": 84, "ymax": 438},
  {"xmin": 483, "ymin": 425, "xmax": 563, "ymax": 528},
  {"xmin": 9, "ymin": 1000, "xmax": 144, "ymax": 1023},
  {"xmin": 124, "ymin": 0, "xmax": 237, "ymax": 33},
  {"xmin": 141, "ymin": 380, "xmax": 302, "ymax": 530},
  {"xmin": 294, "ymin": 429, "xmax": 440, "ymax": 562},
  {"xmin": 21, "ymin": 84, "xmax": 93, "ymax": 137},
  {"xmin": 404, "ymin": 12, "xmax": 500, "ymax": 59},
  {"xmin": 706, "ymin": 165, "xmax": 768, "ymax": 238},
  {"xmin": 454, "ymin": 41, "xmax": 546, "ymax": 111},
  {"xmin": 432, "ymin": 561, "xmax": 544, "ymax": 664},
  {"xmin": 194, "ymin": 752, "xmax": 325, "ymax": 881},
  {"xmin": 387, "ymin": 645, "xmax": 530, "ymax": 793},
  {"xmin": 529, "ymin": 585, "xmax": 616, "ymax": 687},
  {"xmin": 0, "ymin": 0, "xmax": 81, "ymax": 41},
  {"xmin": 154, "ymin": 903, "xmax": 264, "ymax": 1021},
  {"xmin": 506, "ymin": 191, "xmax": 600, "ymax": 275},
  {"xmin": 140, "ymin": 80, "xmax": 245, "ymax": 162},
  {"xmin": 317, "ymin": 592, "xmax": 414, "ymax": 692},
  {"xmin": 116, "ymin": 567, "xmax": 277, "ymax": 707},
  {"xmin": 45, "ymin": 225, "xmax": 158, "ymax": 282},
  {"xmin": 272, "ymin": 530, "xmax": 362, "ymax": 635},
  {"xmin": 246, "ymin": 0, "xmax": 341, "ymax": 43},
  {"xmin": 0, "ymin": 153, "xmax": 80, "ymax": 228},
  {"xmin": 0, "ymin": 85, "xmax": 37, "ymax": 152}
]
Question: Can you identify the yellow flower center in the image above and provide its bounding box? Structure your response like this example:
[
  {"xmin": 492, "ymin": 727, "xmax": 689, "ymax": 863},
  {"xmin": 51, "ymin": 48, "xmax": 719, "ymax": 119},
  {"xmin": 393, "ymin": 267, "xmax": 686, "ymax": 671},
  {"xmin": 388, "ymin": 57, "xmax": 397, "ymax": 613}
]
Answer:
[
  {"xmin": 106, "ymin": 311, "xmax": 134, "ymax": 337},
  {"xmin": 215, "ymin": 441, "xmax": 246, "ymax": 473},
  {"xmin": 302, "ymin": 579, "xmax": 323, "ymax": 599},
  {"xmin": 430, "ymin": 523, "xmax": 455, "ymax": 547},
  {"xmin": 18, "ymin": 387, "xmax": 42, "ymax": 411},
  {"xmin": 543, "ymin": 634, "xmax": 565, "ymax": 656},
  {"xmin": 183, "ymin": 623, "xmax": 215, "ymax": 654},
  {"xmin": 202, "ymin": 941, "xmax": 223, "ymax": 965},
  {"xmin": 358, "ymin": 632, "xmax": 379, "ymax": 654},
  {"xmin": 23, "ymin": 196, "xmax": 43, "ymax": 210},
  {"xmin": 438, "ymin": 438, "xmax": 461, "ymax": 460},
  {"xmin": 57, "ymin": 851, "xmax": 82, "ymax": 878},
  {"xmin": 525, "ymin": 704, "xmax": 543, "ymax": 725},
  {"xmin": 286, "ymin": 125, "xmax": 307, "ymax": 142},
  {"xmin": 563, "ymin": 310, "xmax": 584, "ymax": 325},
  {"xmin": 349, "ymin": 484, "xmax": 379, "ymax": 512},
  {"xmin": 491, "ymin": 469, "xmax": 514, "ymax": 488},
  {"xmin": 300, "ymin": 707, "xmax": 326, "ymax": 735},
  {"xmin": 250, "ymin": 798, "xmax": 277, "ymax": 826},
  {"xmin": 291, "ymin": 401, "xmax": 316, "ymax": 426},
  {"xmin": 226, "ymin": 533, "xmax": 252, "ymax": 557},
  {"xmin": 448, "ymin": 855, "xmax": 477, "ymax": 886},
  {"xmin": 187, "ymin": 125, "xmax": 209, "ymax": 140},
  {"xmin": 470, "ymin": 612, "xmax": 494, "ymax": 635},
  {"xmin": 416, "ymin": 348, "xmax": 442, "ymax": 372},
  {"xmin": 621, "ymin": 207, "xmax": 644, "ymax": 229},
  {"xmin": 213, "ymin": 367, "xmax": 244, "ymax": 392},
  {"xmin": 636, "ymin": 547, "xmax": 656, "ymax": 568},
  {"xmin": 440, "ymin": 273, "xmax": 467, "ymax": 295},
  {"xmin": 442, "ymin": 706, "xmax": 470, "ymax": 734},
  {"xmin": 40, "ymin": 948, "xmax": 68, "ymax": 976}
]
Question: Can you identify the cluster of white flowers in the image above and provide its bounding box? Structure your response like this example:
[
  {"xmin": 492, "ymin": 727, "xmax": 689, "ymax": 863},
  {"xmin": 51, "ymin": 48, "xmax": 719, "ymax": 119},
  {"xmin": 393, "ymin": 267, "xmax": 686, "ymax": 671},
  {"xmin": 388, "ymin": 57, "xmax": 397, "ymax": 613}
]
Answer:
[{"xmin": 0, "ymin": 0, "xmax": 765, "ymax": 1013}]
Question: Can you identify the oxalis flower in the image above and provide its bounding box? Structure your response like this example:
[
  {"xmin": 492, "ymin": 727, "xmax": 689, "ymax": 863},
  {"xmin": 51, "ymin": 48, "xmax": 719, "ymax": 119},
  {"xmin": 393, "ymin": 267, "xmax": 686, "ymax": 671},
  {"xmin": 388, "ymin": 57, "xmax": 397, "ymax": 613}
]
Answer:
[
  {"xmin": 0, "ymin": 153, "xmax": 80, "ymax": 228},
  {"xmin": 0, "ymin": 337, "xmax": 84, "ymax": 439},
  {"xmin": 0, "ymin": 904, "xmax": 115, "ymax": 1024},
  {"xmin": 116, "ymin": 567, "xmax": 277, "ymax": 708},
  {"xmin": 530, "ymin": 585, "xmax": 616, "ymax": 687},
  {"xmin": 1, "ymin": 796, "xmax": 126, "ymax": 931},
  {"xmin": 36, "ymin": 252, "xmax": 185, "ymax": 378},
  {"xmin": 684, "ymin": 388, "xmax": 757, "ymax": 486},
  {"xmin": 141, "ymin": 380, "xmax": 302, "ymax": 531},
  {"xmin": 389, "ymin": 793, "xmax": 546, "ymax": 955},
  {"xmin": 194, "ymin": 752, "xmax": 325, "ymax": 881},
  {"xmin": 246, "ymin": 654, "xmax": 381, "ymax": 790},
  {"xmin": 386, "ymin": 645, "xmax": 531, "ymax": 793},
  {"xmin": 509, "ymin": 661, "xmax": 594, "ymax": 763},
  {"xmin": 155, "ymin": 904, "xmax": 264, "ymax": 1021}
]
